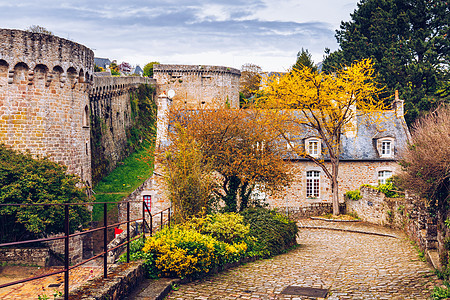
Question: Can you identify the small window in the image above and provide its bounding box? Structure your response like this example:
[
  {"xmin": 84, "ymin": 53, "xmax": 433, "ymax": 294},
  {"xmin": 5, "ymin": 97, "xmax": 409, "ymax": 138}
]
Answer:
[
  {"xmin": 306, "ymin": 170, "xmax": 320, "ymax": 198},
  {"xmin": 255, "ymin": 141, "xmax": 265, "ymax": 152},
  {"xmin": 250, "ymin": 183, "xmax": 266, "ymax": 201},
  {"xmin": 83, "ymin": 105, "xmax": 89, "ymax": 127},
  {"xmin": 305, "ymin": 138, "xmax": 321, "ymax": 158},
  {"xmin": 143, "ymin": 195, "xmax": 152, "ymax": 212},
  {"xmin": 377, "ymin": 138, "xmax": 394, "ymax": 158},
  {"xmin": 381, "ymin": 141, "xmax": 391, "ymax": 156},
  {"xmin": 378, "ymin": 170, "xmax": 392, "ymax": 185}
]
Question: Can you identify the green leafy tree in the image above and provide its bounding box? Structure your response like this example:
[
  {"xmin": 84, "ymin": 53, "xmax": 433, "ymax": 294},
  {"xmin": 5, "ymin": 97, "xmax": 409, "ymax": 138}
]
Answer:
[
  {"xmin": 143, "ymin": 61, "xmax": 160, "ymax": 77},
  {"xmin": 0, "ymin": 145, "xmax": 90, "ymax": 243},
  {"xmin": 323, "ymin": 0, "xmax": 450, "ymax": 125},
  {"xmin": 292, "ymin": 48, "xmax": 317, "ymax": 72}
]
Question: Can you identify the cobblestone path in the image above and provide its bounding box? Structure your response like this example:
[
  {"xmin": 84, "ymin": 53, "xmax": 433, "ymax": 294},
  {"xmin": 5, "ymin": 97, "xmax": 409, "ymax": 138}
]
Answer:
[{"xmin": 166, "ymin": 219, "xmax": 441, "ymax": 300}]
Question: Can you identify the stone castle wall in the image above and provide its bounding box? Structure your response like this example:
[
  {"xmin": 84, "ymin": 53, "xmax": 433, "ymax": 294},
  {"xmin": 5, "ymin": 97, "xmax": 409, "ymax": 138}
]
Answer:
[
  {"xmin": 89, "ymin": 75, "xmax": 156, "ymax": 183},
  {"xmin": 154, "ymin": 64, "xmax": 240, "ymax": 109},
  {"xmin": 0, "ymin": 29, "xmax": 94, "ymax": 184}
]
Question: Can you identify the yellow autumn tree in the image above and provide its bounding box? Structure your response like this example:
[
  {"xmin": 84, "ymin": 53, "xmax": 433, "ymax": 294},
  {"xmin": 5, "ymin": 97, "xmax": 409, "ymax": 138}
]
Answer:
[{"xmin": 258, "ymin": 59, "xmax": 386, "ymax": 215}]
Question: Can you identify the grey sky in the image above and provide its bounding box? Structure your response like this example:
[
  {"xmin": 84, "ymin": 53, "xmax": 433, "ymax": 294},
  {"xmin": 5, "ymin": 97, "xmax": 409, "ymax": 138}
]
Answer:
[{"xmin": 0, "ymin": 0, "xmax": 358, "ymax": 71}]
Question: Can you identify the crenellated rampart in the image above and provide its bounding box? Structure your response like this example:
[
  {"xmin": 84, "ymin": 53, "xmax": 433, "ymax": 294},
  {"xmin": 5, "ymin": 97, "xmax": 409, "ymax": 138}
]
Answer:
[
  {"xmin": 0, "ymin": 29, "xmax": 94, "ymax": 185},
  {"xmin": 154, "ymin": 64, "xmax": 240, "ymax": 109}
]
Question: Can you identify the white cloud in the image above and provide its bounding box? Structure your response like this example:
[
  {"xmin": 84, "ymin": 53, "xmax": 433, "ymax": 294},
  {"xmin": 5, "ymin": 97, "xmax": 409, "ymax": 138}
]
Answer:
[{"xmin": 0, "ymin": 0, "xmax": 358, "ymax": 71}]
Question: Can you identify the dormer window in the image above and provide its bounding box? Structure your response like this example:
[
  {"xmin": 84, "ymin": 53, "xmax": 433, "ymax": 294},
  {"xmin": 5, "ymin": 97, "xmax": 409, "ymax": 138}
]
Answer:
[
  {"xmin": 305, "ymin": 137, "xmax": 321, "ymax": 158},
  {"xmin": 381, "ymin": 141, "xmax": 391, "ymax": 156},
  {"xmin": 377, "ymin": 137, "xmax": 395, "ymax": 158}
]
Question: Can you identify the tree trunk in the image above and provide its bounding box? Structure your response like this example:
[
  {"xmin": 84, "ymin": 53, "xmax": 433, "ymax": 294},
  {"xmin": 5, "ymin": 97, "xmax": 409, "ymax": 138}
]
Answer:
[
  {"xmin": 331, "ymin": 162, "xmax": 340, "ymax": 215},
  {"xmin": 222, "ymin": 175, "xmax": 240, "ymax": 212}
]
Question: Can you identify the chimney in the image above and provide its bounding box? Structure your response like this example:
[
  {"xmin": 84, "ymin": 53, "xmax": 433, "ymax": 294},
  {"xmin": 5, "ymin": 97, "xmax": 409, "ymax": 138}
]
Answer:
[{"xmin": 392, "ymin": 90, "xmax": 404, "ymax": 118}]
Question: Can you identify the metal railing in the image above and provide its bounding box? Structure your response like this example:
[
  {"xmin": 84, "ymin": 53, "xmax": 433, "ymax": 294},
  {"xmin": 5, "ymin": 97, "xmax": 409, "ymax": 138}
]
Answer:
[{"xmin": 0, "ymin": 200, "xmax": 171, "ymax": 299}]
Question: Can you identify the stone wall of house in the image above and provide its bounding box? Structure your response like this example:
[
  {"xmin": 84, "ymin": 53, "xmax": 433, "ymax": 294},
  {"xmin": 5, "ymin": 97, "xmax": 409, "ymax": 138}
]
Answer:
[
  {"xmin": 266, "ymin": 160, "xmax": 400, "ymax": 208},
  {"xmin": 0, "ymin": 28, "xmax": 94, "ymax": 184},
  {"xmin": 153, "ymin": 64, "xmax": 240, "ymax": 109},
  {"xmin": 89, "ymin": 76, "xmax": 156, "ymax": 184},
  {"xmin": 117, "ymin": 164, "xmax": 170, "ymax": 227}
]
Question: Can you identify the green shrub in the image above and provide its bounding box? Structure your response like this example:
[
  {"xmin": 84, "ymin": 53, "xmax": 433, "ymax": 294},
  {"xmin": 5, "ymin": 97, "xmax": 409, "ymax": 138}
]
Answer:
[
  {"xmin": 345, "ymin": 190, "xmax": 362, "ymax": 201},
  {"xmin": 361, "ymin": 177, "xmax": 402, "ymax": 198},
  {"xmin": 377, "ymin": 178, "xmax": 401, "ymax": 198},
  {"xmin": 241, "ymin": 208, "xmax": 298, "ymax": 257},
  {"xmin": 122, "ymin": 210, "xmax": 299, "ymax": 279},
  {"xmin": 0, "ymin": 144, "xmax": 90, "ymax": 243}
]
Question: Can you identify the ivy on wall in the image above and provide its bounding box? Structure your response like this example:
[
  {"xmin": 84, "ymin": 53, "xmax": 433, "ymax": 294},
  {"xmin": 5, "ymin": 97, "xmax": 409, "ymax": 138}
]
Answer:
[{"xmin": 90, "ymin": 83, "xmax": 157, "ymax": 185}]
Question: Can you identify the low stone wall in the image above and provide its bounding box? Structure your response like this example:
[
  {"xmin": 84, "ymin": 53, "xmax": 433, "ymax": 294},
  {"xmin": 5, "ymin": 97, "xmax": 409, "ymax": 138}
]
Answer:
[
  {"xmin": 67, "ymin": 261, "xmax": 145, "ymax": 300},
  {"xmin": 44, "ymin": 232, "xmax": 85, "ymax": 265},
  {"xmin": 345, "ymin": 186, "xmax": 409, "ymax": 228},
  {"xmin": 0, "ymin": 248, "xmax": 50, "ymax": 267},
  {"xmin": 275, "ymin": 203, "xmax": 346, "ymax": 219}
]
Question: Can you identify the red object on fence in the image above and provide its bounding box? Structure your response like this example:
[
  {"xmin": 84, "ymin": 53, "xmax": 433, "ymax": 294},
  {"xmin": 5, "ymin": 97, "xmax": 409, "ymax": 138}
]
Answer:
[{"xmin": 114, "ymin": 227, "xmax": 123, "ymax": 238}]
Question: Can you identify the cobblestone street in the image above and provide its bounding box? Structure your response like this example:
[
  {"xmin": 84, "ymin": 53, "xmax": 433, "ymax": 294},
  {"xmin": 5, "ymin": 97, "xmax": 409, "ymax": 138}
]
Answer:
[{"xmin": 166, "ymin": 219, "xmax": 441, "ymax": 299}]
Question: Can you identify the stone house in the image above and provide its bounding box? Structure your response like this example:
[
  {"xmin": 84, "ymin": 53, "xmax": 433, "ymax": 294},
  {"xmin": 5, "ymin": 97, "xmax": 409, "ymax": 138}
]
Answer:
[
  {"xmin": 265, "ymin": 96, "xmax": 410, "ymax": 209},
  {"xmin": 150, "ymin": 90, "xmax": 410, "ymax": 212}
]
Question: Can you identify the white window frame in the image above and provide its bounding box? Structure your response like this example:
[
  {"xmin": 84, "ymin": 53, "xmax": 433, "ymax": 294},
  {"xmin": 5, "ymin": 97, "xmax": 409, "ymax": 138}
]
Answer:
[
  {"xmin": 378, "ymin": 170, "xmax": 393, "ymax": 185},
  {"xmin": 305, "ymin": 137, "xmax": 321, "ymax": 158},
  {"xmin": 306, "ymin": 170, "xmax": 320, "ymax": 198},
  {"xmin": 250, "ymin": 183, "xmax": 266, "ymax": 201},
  {"xmin": 377, "ymin": 138, "xmax": 394, "ymax": 158}
]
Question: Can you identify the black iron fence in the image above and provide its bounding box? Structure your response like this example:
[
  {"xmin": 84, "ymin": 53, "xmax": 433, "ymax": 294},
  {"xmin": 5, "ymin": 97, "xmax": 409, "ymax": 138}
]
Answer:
[{"xmin": 0, "ymin": 200, "xmax": 171, "ymax": 299}]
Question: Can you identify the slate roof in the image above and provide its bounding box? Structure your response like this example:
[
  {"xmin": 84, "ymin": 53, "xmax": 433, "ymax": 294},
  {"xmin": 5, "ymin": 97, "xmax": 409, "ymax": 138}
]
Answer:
[
  {"xmin": 94, "ymin": 57, "xmax": 111, "ymax": 69},
  {"xmin": 133, "ymin": 65, "xmax": 143, "ymax": 75},
  {"xmin": 284, "ymin": 110, "xmax": 410, "ymax": 161}
]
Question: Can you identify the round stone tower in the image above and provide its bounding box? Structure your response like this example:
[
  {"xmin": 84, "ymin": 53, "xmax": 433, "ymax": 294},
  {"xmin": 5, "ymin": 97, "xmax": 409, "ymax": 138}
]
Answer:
[{"xmin": 0, "ymin": 29, "xmax": 94, "ymax": 185}]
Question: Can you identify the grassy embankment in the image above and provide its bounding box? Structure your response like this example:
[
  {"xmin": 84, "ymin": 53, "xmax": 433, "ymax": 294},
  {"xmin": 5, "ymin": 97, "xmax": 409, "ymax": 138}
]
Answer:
[{"xmin": 91, "ymin": 143, "xmax": 154, "ymax": 222}]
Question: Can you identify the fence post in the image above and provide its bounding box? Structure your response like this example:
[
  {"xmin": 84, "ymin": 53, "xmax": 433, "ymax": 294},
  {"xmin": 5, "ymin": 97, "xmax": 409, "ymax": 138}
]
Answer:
[
  {"xmin": 161, "ymin": 211, "xmax": 164, "ymax": 229},
  {"xmin": 103, "ymin": 203, "xmax": 107, "ymax": 278},
  {"xmin": 150, "ymin": 214, "xmax": 153, "ymax": 236},
  {"xmin": 168, "ymin": 207, "xmax": 171, "ymax": 228},
  {"xmin": 142, "ymin": 199, "xmax": 145, "ymax": 239},
  {"xmin": 127, "ymin": 201, "xmax": 130, "ymax": 263},
  {"xmin": 64, "ymin": 205, "xmax": 69, "ymax": 300}
]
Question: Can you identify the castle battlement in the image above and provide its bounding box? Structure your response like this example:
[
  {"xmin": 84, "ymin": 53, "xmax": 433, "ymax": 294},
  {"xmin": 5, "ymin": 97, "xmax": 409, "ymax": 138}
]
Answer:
[
  {"xmin": 154, "ymin": 64, "xmax": 240, "ymax": 109},
  {"xmin": 0, "ymin": 29, "xmax": 94, "ymax": 184}
]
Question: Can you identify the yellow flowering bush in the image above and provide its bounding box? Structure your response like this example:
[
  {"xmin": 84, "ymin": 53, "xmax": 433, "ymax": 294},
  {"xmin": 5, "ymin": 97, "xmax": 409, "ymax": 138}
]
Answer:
[
  {"xmin": 129, "ymin": 209, "xmax": 296, "ymax": 279},
  {"xmin": 142, "ymin": 225, "xmax": 247, "ymax": 278}
]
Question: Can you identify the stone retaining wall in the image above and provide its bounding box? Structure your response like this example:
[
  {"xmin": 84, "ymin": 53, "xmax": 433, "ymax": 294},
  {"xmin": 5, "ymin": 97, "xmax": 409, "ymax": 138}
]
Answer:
[
  {"xmin": 346, "ymin": 186, "xmax": 441, "ymax": 268},
  {"xmin": 0, "ymin": 248, "xmax": 50, "ymax": 267},
  {"xmin": 274, "ymin": 203, "xmax": 346, "ymax": 219}
]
